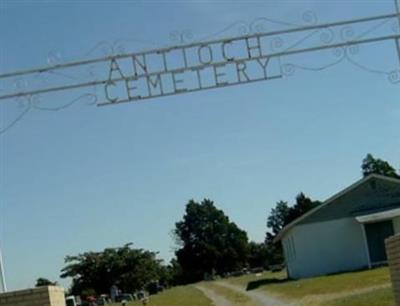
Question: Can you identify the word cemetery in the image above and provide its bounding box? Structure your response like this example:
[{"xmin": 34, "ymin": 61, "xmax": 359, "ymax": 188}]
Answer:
[
  {"xmin": 104, "ymin": 37, "xmax": 282, "ymax": 105},
  {"xmin": 0, "ymin": 10, "xmax": 399, "ymax": 106}
]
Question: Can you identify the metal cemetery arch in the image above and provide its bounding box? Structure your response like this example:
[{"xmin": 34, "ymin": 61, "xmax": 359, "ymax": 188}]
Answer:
[
  {"xmin": 0, "ymin": 4, "xmax": 399, "ymax": 107},
  {"xmin": 0, "ymin": 0, "xmax": 400, "ymax": 293}
]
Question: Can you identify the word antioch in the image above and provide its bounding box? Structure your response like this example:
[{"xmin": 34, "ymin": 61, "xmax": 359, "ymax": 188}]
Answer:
[{"xmin": 103, "ymin": 35, "xmax": 283, "ymax": 104}]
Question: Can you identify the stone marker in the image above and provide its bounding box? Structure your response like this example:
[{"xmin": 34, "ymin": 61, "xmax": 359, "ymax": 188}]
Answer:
[
  {"xmin": 386, "ymin": 234, "xmax": 400, "ymax": 306},
  {"xmin": 0, "ymin": 285, "xmax": 66, "ymax": 306}
]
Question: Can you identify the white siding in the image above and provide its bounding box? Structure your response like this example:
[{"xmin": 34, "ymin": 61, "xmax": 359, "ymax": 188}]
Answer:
[
  {"xmin": 283, "ymin": 218, "xmax": 369, "ymax": 279},
  {"xmin": 393, "ymin": 216, "xmax": 400, "ymax": 234}
]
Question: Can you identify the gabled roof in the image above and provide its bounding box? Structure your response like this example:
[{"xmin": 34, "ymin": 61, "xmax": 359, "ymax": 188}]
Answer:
[{"xmin": 274, "ymin": 174, "xmax": 400, "ymax": 242}]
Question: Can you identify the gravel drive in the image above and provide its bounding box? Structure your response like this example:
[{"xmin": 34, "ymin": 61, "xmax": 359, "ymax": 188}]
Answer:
[
  {"xmin": 215, "ymin": 281, "xmax": 293, "ymax": 306},
  {"xmin": 195, "ymin": 285, "xmax": 234, "ymax": 306}
]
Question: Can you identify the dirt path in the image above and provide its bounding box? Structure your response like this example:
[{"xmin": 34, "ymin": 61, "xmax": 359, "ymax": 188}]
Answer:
[
  {"xmin": 213, "ymin": 281, "xmax": 292, "ymax": 306},
  {"xmin": 195, "ymin": 285, "xmax": 234, "ymax": 306}
]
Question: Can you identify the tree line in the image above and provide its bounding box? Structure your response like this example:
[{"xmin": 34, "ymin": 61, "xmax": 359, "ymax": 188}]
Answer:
[{"xmin": 37, "ymin": 154, "xmax": 399, "ymax": 295}]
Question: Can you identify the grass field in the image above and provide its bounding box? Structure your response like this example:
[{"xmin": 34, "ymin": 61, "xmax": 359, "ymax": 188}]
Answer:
[
  {"xmin": 218, "ymin": 267, "xmax": 393, "ymax": 306},
  {"xmin": 110, "ymin": 286, "xmax": 213, "ymax": 306},
  {"xmin": 323, "ymin": 287, "xmax": 394, "ymax": 306},
  {"xmin": 225, "ymin": 267, "xmax": 393, "ymax": 306},
  {"xmin": 261, "ymin": 267, "xmax": 391, "ymax": 300},
  {"xmin": 106, "ymin": 267, "xmax": 393, "ymax": 306}
]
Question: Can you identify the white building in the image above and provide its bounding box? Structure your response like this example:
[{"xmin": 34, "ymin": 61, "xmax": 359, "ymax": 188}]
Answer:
[{"xmin": 275, "ymin": 174, "xmax": 400, "ymax": 279}]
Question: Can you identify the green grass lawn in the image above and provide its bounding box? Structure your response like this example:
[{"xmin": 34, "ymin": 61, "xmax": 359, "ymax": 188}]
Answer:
[
  {"xmin": 323, "ymin": 287, "xmax": 394, "ymax": 306},
  {"xmin": 110, "ymin": 286, "xmax": 213, "ymax": 306},
  {"xmin": 260, "ymin": 267, "xmax": 391, "ymax": 300},
  {"xmin": 221, "ymin": 267, "xmax": 393, "ymax": 306},
  {"xmin": 106, "ymin": 268, "xmax": 393, "ymax": 306}
]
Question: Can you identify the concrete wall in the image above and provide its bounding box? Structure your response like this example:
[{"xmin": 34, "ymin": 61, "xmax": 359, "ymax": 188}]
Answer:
[
  {"xmin": 283, "ymin": 218, "xmax": 369, "ymax": 279},
  {"xmin": 0, "ymin": 286, "xmax": 66, "ymax": 306},
  {"xmin": 385, "ymin": 234, "xmax": 400, "ymax": 306}
]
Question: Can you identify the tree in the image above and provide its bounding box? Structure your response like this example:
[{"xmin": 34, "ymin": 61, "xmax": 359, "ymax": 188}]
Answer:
[
  {"xmin": 247, "ymin": 242, "xmax": 269, "ymax": 269},
  {"xmin": 287, "ymin": 193, "xmax": 321, "ymax": 224},
  {"xmin": 266, "ymin": 195, "xmax": 320, "ymax": 238},
  {"xmin": 362, "ymin": 154, "xmax": 399, "ymax": 178},
  {"xmin": 174, "ymin": 199, "xmax": 249, "ymax": 283},
  {"xmin": 60, "ymin": 244, "xmax": 166, "ymax": 296},
  {"xmin": 267, "ymin": 201, "xmax": 290, "ymax": 235},
  {"xmin": 264, "ymin": 232, "xmax": 284, "ymax": 265},
  {"xmin": 165, "ymin": 258, "xmax": 184, "ymax": 286},
  {"xmin": 35, "ymin": 278, "xmax": 57, "ymax": 287}
]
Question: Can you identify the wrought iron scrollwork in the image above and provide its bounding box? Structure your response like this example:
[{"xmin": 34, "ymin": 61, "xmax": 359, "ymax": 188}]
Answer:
[{"xmin": 1, "ymin": 7, "xmax": 399, "ymax": 134}]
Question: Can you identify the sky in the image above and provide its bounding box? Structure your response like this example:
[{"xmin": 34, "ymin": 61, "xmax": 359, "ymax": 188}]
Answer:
[{"xmin": 0, "ymin": 0, "xmax": 399, "ymax": 291}]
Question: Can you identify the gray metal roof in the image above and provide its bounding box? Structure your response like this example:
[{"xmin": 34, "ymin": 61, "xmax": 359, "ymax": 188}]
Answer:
[{"xmin": 274, "ymin": 174, "xmax": 400, "ymax": 242}]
